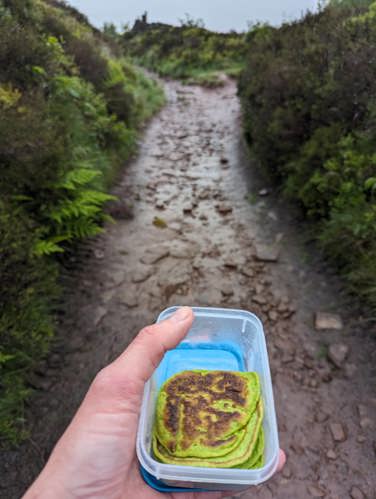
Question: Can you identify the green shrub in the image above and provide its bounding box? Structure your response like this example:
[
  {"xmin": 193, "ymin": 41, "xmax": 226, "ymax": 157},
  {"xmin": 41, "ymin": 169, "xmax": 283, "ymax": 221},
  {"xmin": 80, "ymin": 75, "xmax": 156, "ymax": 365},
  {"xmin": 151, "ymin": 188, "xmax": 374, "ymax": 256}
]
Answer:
[
  {"xmin": 239, "ymin": 2, "xmax": 376, "ymax": 308},
  {"xmin": 123, "ymin": 21, "xmax": 247, "ymax": 83},
  {"xmin": 0, "ymin": 0, "xmax": 164, "ymax": 443}
]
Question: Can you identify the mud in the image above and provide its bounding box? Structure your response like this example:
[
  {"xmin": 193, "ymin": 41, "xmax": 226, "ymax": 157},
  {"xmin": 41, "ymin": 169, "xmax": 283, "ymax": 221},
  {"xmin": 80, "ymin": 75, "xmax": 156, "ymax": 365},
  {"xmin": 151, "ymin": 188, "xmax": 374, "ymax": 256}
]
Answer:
[{"xmin": 1, "ymin": 79, "xmax": 375, "ymax": 499}]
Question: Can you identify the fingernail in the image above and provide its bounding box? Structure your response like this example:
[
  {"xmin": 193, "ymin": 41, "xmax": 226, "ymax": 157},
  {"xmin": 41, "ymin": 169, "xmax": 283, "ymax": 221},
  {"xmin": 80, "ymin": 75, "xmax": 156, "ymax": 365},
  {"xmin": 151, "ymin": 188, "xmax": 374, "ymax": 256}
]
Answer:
[{"xmin": 170, "ymin": 307, "xmax": 191, "ymax": 323}]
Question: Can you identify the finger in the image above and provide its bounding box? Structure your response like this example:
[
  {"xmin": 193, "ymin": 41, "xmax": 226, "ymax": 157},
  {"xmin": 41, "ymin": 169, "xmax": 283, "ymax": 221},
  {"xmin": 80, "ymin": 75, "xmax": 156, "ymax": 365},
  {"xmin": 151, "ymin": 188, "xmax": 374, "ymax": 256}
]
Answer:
[
  {"xmin": 113, "ymin": 306, "xmax": 194, "ymax": 383},
  {"xmin": 277, "ymin": 449, "xmax": 286, "ymax": 472}
]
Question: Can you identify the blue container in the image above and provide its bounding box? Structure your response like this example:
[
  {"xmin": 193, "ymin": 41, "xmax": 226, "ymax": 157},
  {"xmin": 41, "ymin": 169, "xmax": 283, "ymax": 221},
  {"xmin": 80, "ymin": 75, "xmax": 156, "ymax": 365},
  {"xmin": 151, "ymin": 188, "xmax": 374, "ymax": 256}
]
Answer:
[{"xmin": 137, "ymin": 306, "xmax": 279, "ymax": 493}]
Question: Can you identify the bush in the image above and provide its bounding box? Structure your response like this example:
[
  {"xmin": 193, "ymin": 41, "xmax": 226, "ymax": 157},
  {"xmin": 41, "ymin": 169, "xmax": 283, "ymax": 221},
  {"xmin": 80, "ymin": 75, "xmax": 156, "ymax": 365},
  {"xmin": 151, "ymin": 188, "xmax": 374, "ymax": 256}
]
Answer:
[
  {"xmin": 239, "ymin": 2, "xmax": 376, "ymax": 308},
  {"xmin": 123, "ymin": 21, "xmax": 247, "ymax": 84},
  {"xmin": 0, "ymin": 0, "xmax": 164, "ymax": 443}
]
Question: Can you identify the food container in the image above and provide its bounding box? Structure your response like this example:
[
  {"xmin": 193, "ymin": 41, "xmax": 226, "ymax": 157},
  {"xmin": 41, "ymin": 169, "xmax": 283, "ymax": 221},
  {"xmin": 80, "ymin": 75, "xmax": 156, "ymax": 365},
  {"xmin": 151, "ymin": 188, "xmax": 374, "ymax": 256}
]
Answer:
[{"xmin": 136, "ymin": 306, "xmax": 280, "ymax": 492}]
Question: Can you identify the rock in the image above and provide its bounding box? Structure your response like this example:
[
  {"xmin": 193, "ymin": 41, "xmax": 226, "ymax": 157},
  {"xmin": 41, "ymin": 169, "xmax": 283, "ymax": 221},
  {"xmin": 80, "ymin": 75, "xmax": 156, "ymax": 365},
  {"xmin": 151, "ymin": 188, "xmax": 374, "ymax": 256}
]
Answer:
[
  {"xmin": 329, "ymin": 422, "xmax": 347, "ymax": 442},
  {"xmin": 221, "ymin": 283, "xmax": 234, "ymax": 296},
  {"xmin": 241, "ymin": 267, "xmax": 254, "ymax": 278},
  {"xmin": 28, "ymin": 374, "xmax": 54, "ymax": 391},
  {"xmin": 216, "ymin": 203, "xmax": 233, "ymax": 215},
  {"xmin": 169, "ymin": 241, "xmax": 197, "ymax": 259},
  {"xmin": 360, "ymin": 417, "xmax": 373, "ymax": 430},
  {"xmin": 344, "ymin": 362, "xmax": 357, "ymax": 378},
  {"xmin": 326, "ymin": 449, "xmax": 337, "ymax": 460},
  {"xmin": 328, "ymin": 343, "xmax": 349, "ymax": 368},
  {"xmin": 268, "ymin": 310, "xmax": 278, "ymax": 321},
  {"xmin": 93, "ymin": 306, "xmax": 107, "ymax": 326},
  {"xmin": 223, "ymin": 258, "xmax": 238, "ymax": 269},
  {"xmin": 183, "ymin": 203, "xmax": 194, "ymax": 214},
  {"xmin": 282, "ymin": 466, "xmax": 292, "ymax": 479},
  {"xmin": 267, "ymin": 210, "xmax": 278, "ymax": 221},
  {"xmin": 155, "ymin": 201, "xmax": 165, "ymax": 210},
  {"xmin": 307, "ymin": 484, "xmax": 326, "ymax": 497},
  {"xmin": 258, "ymin": 188, "xmax": 269, "ymax": 196},
  {"xmin": 315, "ymin": 312, "xmax": 343, "ymax": 331},
  {"xmin": 220, "ymin": 157, "xmax": 229, "ymax": 164},
  {"xmin": 315, "ymin": 412, "xmax": 330, "ymax": 423},
  {"xmin": 255, "ymin": 245, "xmax": 280, "ymax": 262},
  {"xmin": 350, "ymin": 486, "xmax": 366, "ymax": 499},
  {"xmin": 118, "ymin": 289, "xmax": 138, "ymax": 308},
  {"xmin": 198, "ymin": 188, "xmax": 211, "ymax": 200},
  {"xmin": 199, "ymin": 214, "xmax": 208, "ymax": 221},
  {"xmin": 93, "ymin": 249, "xmax": 105, "ymax": 260},
  {"xmin": 141, "ymin": 247, "xmax": 169, "ymax": 265},
  {"xmin": 132, "ymin": 267, "xmax": 152, "ymax": 283},
  {"xmin": 106, "ymin": 199, "xmax": 133, "ymax": 219},
  {"xmin": 357, "ymin": 435, "xmax": 366, "ymax": 443},
  {"xmin": 48, "ymin": 353, "xmax": 62, "ymax": 368},
  {"xmin": 252, "ymin": 294, "xmax": 267, "ymax": 305}
]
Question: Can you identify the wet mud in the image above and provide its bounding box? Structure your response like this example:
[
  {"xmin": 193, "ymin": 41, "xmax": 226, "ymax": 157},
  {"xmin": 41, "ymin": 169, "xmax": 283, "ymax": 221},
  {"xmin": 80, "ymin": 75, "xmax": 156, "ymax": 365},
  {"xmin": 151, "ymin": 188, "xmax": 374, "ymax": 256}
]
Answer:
[{"xmin": 1, "ymin": 79, "xmax": 375, "ymax": 499}]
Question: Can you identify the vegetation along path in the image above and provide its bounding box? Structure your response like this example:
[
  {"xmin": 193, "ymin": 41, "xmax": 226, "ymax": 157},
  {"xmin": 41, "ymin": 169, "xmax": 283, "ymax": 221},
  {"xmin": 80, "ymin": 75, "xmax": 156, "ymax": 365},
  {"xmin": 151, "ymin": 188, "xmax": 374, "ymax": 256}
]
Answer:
[{"xmin": 2, "ymin": 79, "xmax": 375, "ymax": 499}]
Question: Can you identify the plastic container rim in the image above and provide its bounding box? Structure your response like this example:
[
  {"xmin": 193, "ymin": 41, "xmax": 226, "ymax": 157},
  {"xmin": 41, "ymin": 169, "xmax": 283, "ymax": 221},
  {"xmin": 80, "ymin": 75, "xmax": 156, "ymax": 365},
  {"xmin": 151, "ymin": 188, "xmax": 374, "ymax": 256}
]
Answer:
[{"xmin": 136, "ymin": 305, "xmax": 280, "ymax": 486}]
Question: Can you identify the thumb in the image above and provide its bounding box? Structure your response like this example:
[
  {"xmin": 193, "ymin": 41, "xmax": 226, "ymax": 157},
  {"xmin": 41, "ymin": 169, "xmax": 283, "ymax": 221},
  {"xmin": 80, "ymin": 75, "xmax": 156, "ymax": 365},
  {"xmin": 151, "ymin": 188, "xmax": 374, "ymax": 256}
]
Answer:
[
  {"xmin": 86, "ymin": 307, "xmax": 194, "ymax": 410},
  {"xmin": 114, "ymin": 306, "xmax": 194, "ymax": 382}
]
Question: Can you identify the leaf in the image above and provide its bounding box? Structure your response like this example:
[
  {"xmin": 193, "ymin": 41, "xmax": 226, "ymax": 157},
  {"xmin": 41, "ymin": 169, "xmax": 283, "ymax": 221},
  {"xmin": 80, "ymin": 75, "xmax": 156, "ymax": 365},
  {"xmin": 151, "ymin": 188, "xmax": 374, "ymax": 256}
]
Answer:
[
  {"xmin": 153, "ymin": 216, "xmax": 168, "ymax": 228},
  {"xmin": 33, "ymin": 240, "xmax": 65, "ymax": 256},
  {"xmin": 364, "ymin": 177, "xmax": 376, "ymax": 191}
]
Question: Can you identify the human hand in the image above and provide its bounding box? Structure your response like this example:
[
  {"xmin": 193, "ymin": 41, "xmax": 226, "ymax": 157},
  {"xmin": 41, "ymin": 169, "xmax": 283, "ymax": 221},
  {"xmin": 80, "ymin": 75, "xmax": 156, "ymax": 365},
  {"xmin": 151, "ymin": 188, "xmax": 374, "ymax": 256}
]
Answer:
[{"xmin": 24, "ymin": 306, "xmax": 285, "ymax": 499}]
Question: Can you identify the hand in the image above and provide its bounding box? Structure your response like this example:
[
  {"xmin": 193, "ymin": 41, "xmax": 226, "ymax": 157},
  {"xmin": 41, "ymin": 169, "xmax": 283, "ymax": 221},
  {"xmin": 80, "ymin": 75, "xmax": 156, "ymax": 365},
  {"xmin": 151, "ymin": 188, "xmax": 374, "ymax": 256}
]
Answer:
[{"xmin": 24, "ymin": 306, "xmax": 285, "ymax": 499}]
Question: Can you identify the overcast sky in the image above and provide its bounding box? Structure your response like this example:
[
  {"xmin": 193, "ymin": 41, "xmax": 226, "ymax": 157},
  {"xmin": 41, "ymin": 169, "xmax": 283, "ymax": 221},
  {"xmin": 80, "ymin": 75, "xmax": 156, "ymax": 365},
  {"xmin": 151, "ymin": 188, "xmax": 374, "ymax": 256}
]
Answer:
[{"xmin": 67, "ymin": 0, "xmax": 319, "ymax": 32}]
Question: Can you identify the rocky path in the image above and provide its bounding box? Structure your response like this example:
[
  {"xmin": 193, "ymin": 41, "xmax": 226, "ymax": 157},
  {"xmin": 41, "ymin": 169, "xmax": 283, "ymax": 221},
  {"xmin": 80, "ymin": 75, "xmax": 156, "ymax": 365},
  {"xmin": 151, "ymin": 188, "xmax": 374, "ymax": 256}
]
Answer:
[{"xmin": 1, "ymin": 80, "xmax": 375, "ymax": 499}]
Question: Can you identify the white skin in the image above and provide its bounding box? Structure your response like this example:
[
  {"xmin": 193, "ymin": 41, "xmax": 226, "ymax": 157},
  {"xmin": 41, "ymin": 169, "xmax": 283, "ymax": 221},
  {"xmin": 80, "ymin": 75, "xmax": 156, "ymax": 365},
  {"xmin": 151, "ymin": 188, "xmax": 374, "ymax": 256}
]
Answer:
[{"xmin": 24, "ymin": 307, "xmax": 285, "ymax": 499}]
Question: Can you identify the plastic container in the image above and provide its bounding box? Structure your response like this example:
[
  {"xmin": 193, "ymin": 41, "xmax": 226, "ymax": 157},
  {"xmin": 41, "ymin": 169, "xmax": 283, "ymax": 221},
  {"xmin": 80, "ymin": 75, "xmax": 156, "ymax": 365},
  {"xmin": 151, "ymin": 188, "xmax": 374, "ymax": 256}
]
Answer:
[{"xmin": 136, "ymin": 306, "xmax": 280, "ymax": 492}]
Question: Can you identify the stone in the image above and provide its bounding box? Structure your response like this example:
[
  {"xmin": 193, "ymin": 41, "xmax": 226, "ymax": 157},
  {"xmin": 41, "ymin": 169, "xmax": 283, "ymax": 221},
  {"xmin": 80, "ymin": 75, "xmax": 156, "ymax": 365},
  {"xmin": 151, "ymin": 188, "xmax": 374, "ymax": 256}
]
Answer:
[
  {"xmin": 252, "ymin": 294, "xmax": 267, "ymax": 305},
  {"xmin": 93, "ymin": 306, "xmax": 107, "ymax": 327},
  {"xmin": 315, "ymin": 312, "xmax": 343, "ymax": 331},
  {"xmin": 357, "ymin": 435, "xmax": 366, "ymax": 443},
  {"xmin": 307, "ymin": 485, "xmax": 326, "ymax": 497},
  {"xmin": 132, "ymin": 267, "xmax": 152, "ymax": 283},
  {"xmin": 328, "ymin": 343, "xmax": 349, "ymax": 368},
  {"xmin": 118, "ymin": 290, "xmax": 138, "ymax": 308},
  {"xmin": 258, "ymin": 188, "xmax": 269, "ymax": 196},
  {"xmin": 28, "ymin": 374, "xmax": 54, "ymax": 391},
  {"xmin": 255, "ymin": 245, "xmax": 280, "ymax": 262},
  {"xmin": 344, "ymin": 363, "xmax": 357, "ymax": 378},
  {"xmin": 268, "ymin": 310, "xmax": 278, "ymax": 321},
  {"xmin": 216, "ymin": 203, "xmax": 233, "ymax": 215},
  {"xmin": 182, "ymin": 203, "xmax": 194, "ymax": 214},
  {"xmin": 140, "ymin": 247, "xmax": 169, "ymax": 265},
  {"xmin": 326, "ymin": 449, "xmax": 337, "ymax": 460},
  {"xmin": 241, "ymin": 267, "xmax": 254, "ymax": 278},
  {"xmin": 220, "ymin": 157, "xmax": 229, "ymax": 164},
  {"xmin": 315, "ymin": 412, "xmax": 330, "ymax": 423},
  {"xmin": 350, "ymin": 486, "xmax": 365, "ymax": 499},
  {"xmin": 329, "ymin": 422, "xmax": 347, "ymax": 442},
  {"xmin": 223, "ymin": 258, "xmax": 238, "ymax": 269},
  {"xmin": 360, "ymin": 417, "xmax": 373, "ymax": 430},
  {"xmin": 221, "ymin": 283, "xmax": 234, "ymax": 296},
  {"xmin": 94, "ymin": 249, "xmax": 105, "ymax": 260},
  {"xmin": 282, "ymin": 466, "xmax": 292, "ymax": 478}
]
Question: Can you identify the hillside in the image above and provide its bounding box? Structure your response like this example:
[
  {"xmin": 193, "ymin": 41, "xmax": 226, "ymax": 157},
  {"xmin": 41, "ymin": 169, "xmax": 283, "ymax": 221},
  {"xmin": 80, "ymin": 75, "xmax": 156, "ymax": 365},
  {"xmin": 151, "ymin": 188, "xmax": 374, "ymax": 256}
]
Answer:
[
  {"xmin": 0, "ymin": 0, "xmax": 164, "ymax": 442},
  {"xmin": 123, "ymin": 15, "xmax": 247, "ymax": 85},
  {"xmin": 238, "ymin": 1, "xmax": 376, "ymax": 309}
]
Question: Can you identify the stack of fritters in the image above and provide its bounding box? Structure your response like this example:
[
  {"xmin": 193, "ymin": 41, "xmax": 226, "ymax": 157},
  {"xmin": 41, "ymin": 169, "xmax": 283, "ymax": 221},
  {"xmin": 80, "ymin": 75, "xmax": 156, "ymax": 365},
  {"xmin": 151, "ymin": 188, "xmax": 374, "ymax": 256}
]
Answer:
[{"xmin": 152, "ymin": 370, "xmax": 264, "ymax": 468}]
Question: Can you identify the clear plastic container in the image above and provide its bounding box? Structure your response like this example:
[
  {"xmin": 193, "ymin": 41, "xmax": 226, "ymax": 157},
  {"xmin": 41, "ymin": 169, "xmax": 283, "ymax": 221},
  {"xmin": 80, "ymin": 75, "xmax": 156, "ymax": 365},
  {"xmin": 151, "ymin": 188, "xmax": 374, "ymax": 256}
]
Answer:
[{"xmin": 136, "ymin": 306, "xmax": 280, "ymax": 492}]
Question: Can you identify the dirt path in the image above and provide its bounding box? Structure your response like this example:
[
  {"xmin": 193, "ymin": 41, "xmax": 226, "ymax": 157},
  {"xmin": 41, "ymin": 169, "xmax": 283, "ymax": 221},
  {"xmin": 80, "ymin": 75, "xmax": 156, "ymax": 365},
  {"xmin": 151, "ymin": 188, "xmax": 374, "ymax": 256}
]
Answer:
[{"xmin": 1, "ymin": 79, "xmax": 375, "ymax": 499}]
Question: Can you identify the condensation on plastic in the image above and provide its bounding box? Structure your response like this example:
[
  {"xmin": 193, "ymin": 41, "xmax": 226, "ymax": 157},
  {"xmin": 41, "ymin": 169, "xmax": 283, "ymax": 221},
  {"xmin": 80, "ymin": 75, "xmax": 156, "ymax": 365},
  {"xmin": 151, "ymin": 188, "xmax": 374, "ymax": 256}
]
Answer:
[{"xmin": 136, "ymin": 306, "xmax": 280, "ymax": 491}]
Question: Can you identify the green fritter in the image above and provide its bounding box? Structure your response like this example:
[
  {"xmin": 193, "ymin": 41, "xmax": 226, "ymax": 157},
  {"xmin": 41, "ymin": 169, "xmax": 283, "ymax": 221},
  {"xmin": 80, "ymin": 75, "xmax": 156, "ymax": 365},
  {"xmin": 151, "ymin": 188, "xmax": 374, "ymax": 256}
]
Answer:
[
  {"xmin": 154, "ymin": 370, "xmax": 260, "ymax": 458},
  {"xmin": 153, "ymin": 399, "xmax": 264, "ymax": 468}
]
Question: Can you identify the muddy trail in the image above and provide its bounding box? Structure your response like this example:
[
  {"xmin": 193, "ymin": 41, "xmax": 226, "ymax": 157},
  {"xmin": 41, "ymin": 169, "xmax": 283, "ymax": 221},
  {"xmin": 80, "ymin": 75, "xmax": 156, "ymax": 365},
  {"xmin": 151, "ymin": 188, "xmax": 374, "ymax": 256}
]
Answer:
[{"xmin": 2, "ymin": 79, "xmax": 375, "ymax": 499}]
